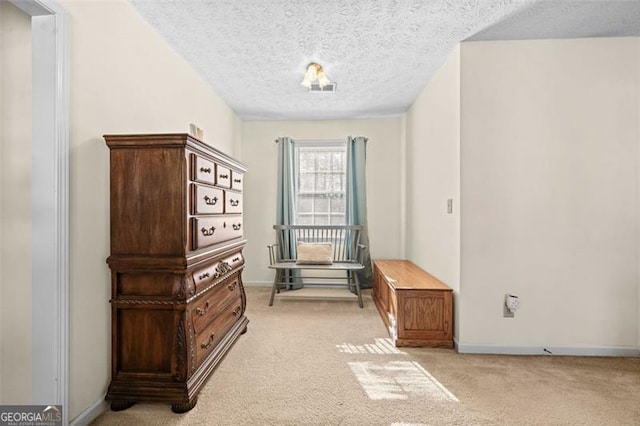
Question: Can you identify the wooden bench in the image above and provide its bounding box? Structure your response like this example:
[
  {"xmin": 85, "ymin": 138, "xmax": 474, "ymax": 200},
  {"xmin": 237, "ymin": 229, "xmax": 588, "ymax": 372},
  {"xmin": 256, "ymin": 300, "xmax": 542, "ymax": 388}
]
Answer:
[{"xmin": 267, "ymin": 225, "xmax": 366, "ymax": 308}]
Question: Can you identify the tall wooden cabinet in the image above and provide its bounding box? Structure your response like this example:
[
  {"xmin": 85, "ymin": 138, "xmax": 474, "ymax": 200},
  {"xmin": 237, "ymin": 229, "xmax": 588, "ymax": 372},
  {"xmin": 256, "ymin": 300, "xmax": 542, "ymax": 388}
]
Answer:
[{"xmin": 105, "ymin": 133, "xmax": 248, "ymax": 413}]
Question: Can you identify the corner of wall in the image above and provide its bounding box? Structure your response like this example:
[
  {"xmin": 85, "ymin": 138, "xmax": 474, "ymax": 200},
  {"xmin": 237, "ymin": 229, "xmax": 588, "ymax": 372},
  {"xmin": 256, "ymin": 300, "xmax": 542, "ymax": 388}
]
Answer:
[
  {"xmin": 0, "ymin": 0, "xmax": 4, "ymax": 405},
  {"xmin": 69, "ymin": 397, "xmax": 108, "ymax": 426},
  {"xmin": 403, "ymin": 44, "xmax": 462, "ymax": 341},
  {"xmin": 399, "ymin": 114, "xmax": 407, "ymax": 260},
  {"xmin": 233, "ymin": 115, "xmax": 243, "ymax": 160},
  {"xmin": 636, "ymin": 36, "xmax": 640, "ymax": 349},
  {"xmin": 454, "ymin": 43, "xmax": 462, "ymax": 344}
]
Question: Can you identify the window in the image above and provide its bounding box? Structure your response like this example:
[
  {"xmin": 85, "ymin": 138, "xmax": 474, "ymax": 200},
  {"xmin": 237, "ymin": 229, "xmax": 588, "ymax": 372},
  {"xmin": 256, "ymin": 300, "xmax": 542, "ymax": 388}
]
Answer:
[{"xmin": 294, "ymin": 141, "xmax": 346, "ymax": 225}]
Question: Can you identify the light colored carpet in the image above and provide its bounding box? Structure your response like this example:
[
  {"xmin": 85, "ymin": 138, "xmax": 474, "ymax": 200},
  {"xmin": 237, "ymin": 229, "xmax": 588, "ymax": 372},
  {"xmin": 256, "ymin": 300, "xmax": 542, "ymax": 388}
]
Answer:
[{"xmin": 92, "ymin": 287, "xmax": 640, "ymax": 425}]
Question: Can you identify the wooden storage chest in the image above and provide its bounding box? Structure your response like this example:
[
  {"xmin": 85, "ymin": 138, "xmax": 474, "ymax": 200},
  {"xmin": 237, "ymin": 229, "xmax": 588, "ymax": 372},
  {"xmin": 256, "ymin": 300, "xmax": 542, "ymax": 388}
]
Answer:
[{"xmin": 373, "ymin": 259, "xmax": 453, "ymax": 348}]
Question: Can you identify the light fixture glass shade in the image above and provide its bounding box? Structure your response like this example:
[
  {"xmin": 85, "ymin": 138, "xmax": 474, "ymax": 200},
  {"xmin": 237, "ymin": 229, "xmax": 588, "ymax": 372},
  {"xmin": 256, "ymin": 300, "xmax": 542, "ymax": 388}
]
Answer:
[
  {"xmin": 301, "ymin": 62, "xmax": 330, "ymax": 89},
  {"xmin": 317, "ymin": 71, "xmax": 330, "ymax": 88},
  {"xmin": 306, "ymin": 64, "xmax": 318, "ymax": 80}
]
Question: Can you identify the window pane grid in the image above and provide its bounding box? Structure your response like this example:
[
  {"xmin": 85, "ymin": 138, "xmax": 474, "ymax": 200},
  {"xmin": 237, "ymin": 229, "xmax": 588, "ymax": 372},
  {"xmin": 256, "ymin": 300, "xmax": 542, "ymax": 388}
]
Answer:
[{"xmin": 295, "ymin": 143, "xmax": 346, "ymax": 225}]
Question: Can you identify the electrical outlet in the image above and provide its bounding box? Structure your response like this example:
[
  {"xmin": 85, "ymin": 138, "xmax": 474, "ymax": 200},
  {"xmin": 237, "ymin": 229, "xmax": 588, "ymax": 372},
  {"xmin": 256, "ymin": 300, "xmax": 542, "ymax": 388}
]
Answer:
[
  {"xmin": 506, "ymin": 294, "xmax": 519, "ymax": 311},
  {"xmin": 503, "ymin": 303, "xmax": 514, "ymax": 318},
  {"xmin": 447, "ymin": 198, "xmax": 453, "ymax": 214},
  {"xmin": 504, "ymin": 294, "xmax": 519, "ymax": 318}
]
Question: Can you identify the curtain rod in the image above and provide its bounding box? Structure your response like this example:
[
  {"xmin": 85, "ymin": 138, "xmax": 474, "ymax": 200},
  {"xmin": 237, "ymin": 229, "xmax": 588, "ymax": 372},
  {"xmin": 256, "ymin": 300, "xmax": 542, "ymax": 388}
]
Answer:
[{"xmin": 273, "ymin": 137, "xmax": 365, "ymax": 143}]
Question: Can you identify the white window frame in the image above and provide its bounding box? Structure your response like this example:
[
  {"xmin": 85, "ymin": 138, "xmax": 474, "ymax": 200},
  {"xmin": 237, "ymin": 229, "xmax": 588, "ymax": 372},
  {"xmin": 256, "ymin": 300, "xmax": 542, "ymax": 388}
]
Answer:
[{"xmin": 293, "ymin": 140, "xmax": 347, "ymax": 226}]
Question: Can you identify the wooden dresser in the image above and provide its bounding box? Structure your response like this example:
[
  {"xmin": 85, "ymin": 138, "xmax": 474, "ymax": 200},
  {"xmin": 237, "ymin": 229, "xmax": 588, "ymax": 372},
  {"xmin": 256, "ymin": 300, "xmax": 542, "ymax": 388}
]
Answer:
[
  {"xmin": 373, "ymin": 260, "xmax": 453, "ymax": 348},
  {"xmin": 105, "ymin": 133, "xmax": 249, "ymax": 413}
]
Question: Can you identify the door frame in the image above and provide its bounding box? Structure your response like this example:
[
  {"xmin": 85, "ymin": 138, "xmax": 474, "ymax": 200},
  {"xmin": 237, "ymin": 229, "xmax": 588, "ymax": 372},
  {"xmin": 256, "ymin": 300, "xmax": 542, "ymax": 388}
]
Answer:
[{"xmin": 9, "ymin": 0, "xmax": 69, "ymax": 423}]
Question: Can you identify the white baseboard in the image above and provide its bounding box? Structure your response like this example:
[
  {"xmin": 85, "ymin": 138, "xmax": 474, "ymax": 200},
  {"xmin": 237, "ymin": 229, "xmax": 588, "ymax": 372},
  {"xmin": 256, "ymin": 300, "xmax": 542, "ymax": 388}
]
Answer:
[
  {"xmin": 243, "ymin": 281, "xmax": 272, "ymax": 287},
  {"xmin": 70, "ymin": 396, "xmax": 108, "ymax": 426},
  {"xmin": 455, "ymin": 340, "xmax": 640, "ymax": 357}
]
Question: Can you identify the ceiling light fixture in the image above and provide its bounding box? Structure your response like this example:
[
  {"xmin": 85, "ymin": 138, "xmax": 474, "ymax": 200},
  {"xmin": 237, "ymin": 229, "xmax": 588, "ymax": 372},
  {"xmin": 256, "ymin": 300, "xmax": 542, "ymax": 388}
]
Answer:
[{"xmin": 301, "ymin": 62, "xmax": 331, "ymax": 89}]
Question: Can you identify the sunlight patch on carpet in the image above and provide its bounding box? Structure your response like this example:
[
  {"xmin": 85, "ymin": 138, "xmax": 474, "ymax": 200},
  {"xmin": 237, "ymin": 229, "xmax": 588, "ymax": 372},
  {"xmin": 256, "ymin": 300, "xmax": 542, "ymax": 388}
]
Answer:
[
  {"xmin": 348, "ymin": 361, "xmax": 459, "ymax": 402},
  {"xmin": 336, "ymin": 338, "xmax": 406, "ymax": 355}
]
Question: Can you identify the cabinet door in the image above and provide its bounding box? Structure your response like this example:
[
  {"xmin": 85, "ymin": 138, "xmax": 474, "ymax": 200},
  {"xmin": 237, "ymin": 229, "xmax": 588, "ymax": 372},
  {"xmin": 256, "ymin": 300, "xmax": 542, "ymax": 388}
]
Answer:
[{"xmin": 396, "ymin": 290, "xmax": 452, "ymax": 341}]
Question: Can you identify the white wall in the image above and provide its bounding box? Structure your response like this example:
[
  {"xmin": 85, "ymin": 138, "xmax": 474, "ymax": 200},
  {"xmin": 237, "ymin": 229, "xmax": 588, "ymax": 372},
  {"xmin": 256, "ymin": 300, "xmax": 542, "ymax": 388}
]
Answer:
[
  {"xmin": 0, "ymin": 1, "xmax": 4, "ymax": 404},
  {"xmin": 241, "ymin": 119, "xmax": 404, "ymax": 285},
  {"xmin": 637, "ymin": 37, "xmax": 640, "ymax": 349},
  {"xmin": 57, "ymin": 0, "xmax": 241, "ymax": 419},
  {"xmin": 405, "ymin": 46, "xmax": 461, "ymax": 338},
  {"xmin": 0, "ymin": 1, "xmax": 32, "ymax": 403},
  {"xmin": 459, "ymin": 38, "xmax": 639, "ymax": 353}
]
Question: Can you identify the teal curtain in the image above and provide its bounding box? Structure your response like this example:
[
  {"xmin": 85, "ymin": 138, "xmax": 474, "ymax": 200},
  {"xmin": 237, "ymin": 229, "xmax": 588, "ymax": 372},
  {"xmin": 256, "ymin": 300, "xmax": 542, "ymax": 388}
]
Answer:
[
  {"xmin": 276, "ymin": 136, "xmax": 303, "ymax": 289},
  {"xmin": 346, "ymin": 136, "xmax": 373, "ymax": 288}
]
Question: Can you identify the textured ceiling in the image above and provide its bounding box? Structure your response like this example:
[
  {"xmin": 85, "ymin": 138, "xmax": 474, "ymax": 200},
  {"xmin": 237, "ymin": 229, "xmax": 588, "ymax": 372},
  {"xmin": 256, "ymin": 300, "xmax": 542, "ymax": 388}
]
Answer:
[
  {"xmin": 129, "ymin": 0, "xmax": 640, "ymax": 121},
  {"xmin": 470, "ymin": 0, "xmax": 640, "ymax": 41}
]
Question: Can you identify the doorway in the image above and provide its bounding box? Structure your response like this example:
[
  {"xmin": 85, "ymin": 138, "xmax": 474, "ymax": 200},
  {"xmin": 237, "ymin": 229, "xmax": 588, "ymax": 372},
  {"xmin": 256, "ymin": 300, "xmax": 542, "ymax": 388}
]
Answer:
[{"xmin": 1, "ymin": 0, "xmax": 69, "ymax": 423}]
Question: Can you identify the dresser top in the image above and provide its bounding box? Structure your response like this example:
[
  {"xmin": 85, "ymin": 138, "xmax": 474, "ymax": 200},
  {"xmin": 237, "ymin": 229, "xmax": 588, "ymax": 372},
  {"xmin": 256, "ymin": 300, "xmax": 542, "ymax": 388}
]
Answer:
[
  {"xmin": 374, "ymin": 259, "xmax": 451, "ymax": 291},
  {"xmin": 104, "ymin": 133, "xmax": 247, "ymax": 172}
]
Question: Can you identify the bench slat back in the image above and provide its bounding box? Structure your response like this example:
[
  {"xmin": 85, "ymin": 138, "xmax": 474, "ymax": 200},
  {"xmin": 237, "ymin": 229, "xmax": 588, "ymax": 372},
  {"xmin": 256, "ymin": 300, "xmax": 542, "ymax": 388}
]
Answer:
[{"xmin": 273, "ymin": 225, "xmax": 362, "ymax": 262}]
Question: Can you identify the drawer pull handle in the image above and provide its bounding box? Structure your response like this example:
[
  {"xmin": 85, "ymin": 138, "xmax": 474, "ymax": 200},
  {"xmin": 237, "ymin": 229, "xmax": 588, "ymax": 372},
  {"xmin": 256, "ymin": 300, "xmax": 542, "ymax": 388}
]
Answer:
[
  {"xmin": 198, "ymin": 272, "xmax": 210, "ymax": 280},
  {"xmin": 232, "ymin": 257, "xmax": 240, "ymax": 262},
  {"xmin": 200, "ymin": 333, "xmax": 215, "ymax": 350},
  {"xmin": 204, "ymin": 195, "xmax": 218, "ymax": 205},
  {"xmin": 232, "ymin": 223, "xmax": 241, "ymax": 231},
  {"xmin": 229, "ymin": 199, "xmax": 240, "ymax": 207},
  {"xmin": 200, "ymin": 167, "xmax": 212, "ymax": 174},
  {"xmin": 234, "ymin": 178, "xmax": 241, "ymax": 183},
  {"xmin": 219, "ymin": 174, "xmax": 229, "ymax": 179},
  {"xmin": 196, "ymin": 301, "xmax": 210, "ymax": 316},
  {"xmin": 228, "ymin": 282, "xmax": 237, "ymax": 291},
  {"xmin": 216, "ymin": 261, "xmax": 232, "ymax": 275},
  {"xmin": 232, "ymin": 306, "xmax": 241, "ymax": 316},
  {"xmin": 201, "ymin": 226, "xmax": 216, "ymax": 236}
]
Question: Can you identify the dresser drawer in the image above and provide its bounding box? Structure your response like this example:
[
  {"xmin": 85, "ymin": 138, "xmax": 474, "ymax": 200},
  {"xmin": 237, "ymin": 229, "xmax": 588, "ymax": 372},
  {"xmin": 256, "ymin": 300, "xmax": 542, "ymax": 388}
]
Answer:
[
  {"xmin": 231, "ymin": 172, "xmax": 243, "ymax": 192},
  {"xmin": 191, "ymin": 184, "xmax": 224, "ymax": 215},
  {"xmin": 191, "ymin": 277, "xmax": 241, "ymax": 334},
  {"xmin": 221, "ymin": 251, "xmax": 244, "ymax": 270},
  {"xmin": 195, "ymin": 299, "xmax": 243, "ymax": 366},
  {"xmin": 192, "ymin": 252, "xmax": 243, "ymax": 294},
  {"xmin": 216, "ymin": 165, "xmax": 232, "ymax": 189},
  {"xmin": 192, "ymin": 261, "xmax": 220, "ymax": 294},
  {"xmin": 191, "ymin": 216, "xmax": 242, "ymax": 251},
  {"xmin": 191, "ymin": 154, "xmax": 216, "ymax": 185},
  {"xmin": 226, "ymin": 216, "xmax": 243, "ymax": 240},
  {"xmin": 225, "ymin": 193, "xmax": 242, "ymax": 214}
]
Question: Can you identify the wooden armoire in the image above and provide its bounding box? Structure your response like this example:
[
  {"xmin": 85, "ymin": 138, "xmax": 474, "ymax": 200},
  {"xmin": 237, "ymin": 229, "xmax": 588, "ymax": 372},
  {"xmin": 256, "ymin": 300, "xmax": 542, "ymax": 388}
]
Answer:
[{"xmin": 104, "ymin": 133, "xmax": 248, "ymax": 413}]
